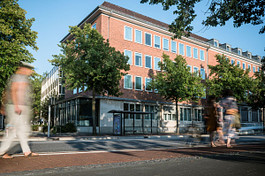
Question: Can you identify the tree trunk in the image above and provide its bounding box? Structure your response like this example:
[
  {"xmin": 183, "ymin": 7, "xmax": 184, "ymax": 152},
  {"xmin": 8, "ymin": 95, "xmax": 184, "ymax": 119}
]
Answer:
[
  {"xmin": 92, "ymin": 87, "xmax": 97, "ymax": 135},
  {"xmin": 175, "ymin": 100, "xmax": 179, "ymax": 135}
]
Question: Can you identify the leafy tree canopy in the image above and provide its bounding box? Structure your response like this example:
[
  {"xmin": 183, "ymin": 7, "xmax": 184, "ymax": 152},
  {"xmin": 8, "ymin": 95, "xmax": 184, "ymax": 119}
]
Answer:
[
  {"xmin": 248, "ymin": 57, "xmax": 265, "ymax": 110},
  {"xmin": 152, "ymin": 53, "xmax": 205, "ymax": 102},
  {"xmin": 206, "ymin": 54, "xmax": 254, "ymax": 103},
  {"xmin": 0, "ymin": 0, "xmax": 38, "ymax": 103},
  {"xmin": 140, "ymin": 0, "xmax": 265, "ymax": 38},
  {"xmin": 50, "ymin": 23, "xmax": 130, "ymax": 96}
]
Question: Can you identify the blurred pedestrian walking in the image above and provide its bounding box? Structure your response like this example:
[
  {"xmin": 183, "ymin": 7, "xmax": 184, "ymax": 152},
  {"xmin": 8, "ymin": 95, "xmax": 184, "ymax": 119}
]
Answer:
[
  {"xmin": 0, "ymin": 62, "xmax": 38, "ymax": 159},
  {"xmin": 204, "ymin": 95, "xmax": 218, "ymax": 147},
  {"xmin": 220, "ymin": 89, "xmax": 238, "ymax": 148}
]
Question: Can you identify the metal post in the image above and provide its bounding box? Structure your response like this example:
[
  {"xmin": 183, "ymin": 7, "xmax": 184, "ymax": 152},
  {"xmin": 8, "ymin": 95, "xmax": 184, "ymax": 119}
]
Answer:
[{"xmin": 48, "ymin": 105, "xmax": 51, "ymax": 138}]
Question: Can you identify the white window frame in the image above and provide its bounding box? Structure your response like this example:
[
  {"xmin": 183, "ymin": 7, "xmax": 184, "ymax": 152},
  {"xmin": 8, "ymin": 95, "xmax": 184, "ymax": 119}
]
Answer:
[
  {"xmin": 171, "ymin": 40, "xmax": 177, "ymax": 53},
  {"xmin": 248, "ymin": 64, "xmax": 251, "ymax": 71},
  {"xmin": 124, "ymin": 75, "xmax": 133, "ymax": 89},
  {"xmin": 154, "ymin": 35, "xmax": 161, "ymax": 49},
  {"xmin": 124, "ymin": 26, "xmax": 132, "ymax": 41},
  {"xmin": 135, "ymin": 52, "xmax": 142, "ymax": 67},
  {"xmin": 145, "ymin": 77, "xmax": 152, "ymax": 92},
  {"xmin": 231, "ymin": 59, "xmax": 235, "ymax": 65},
  {"xmin": 154, "ymin": 57, "xmax": 161, "ymax": 71},
  {"xmin": 243, "ymin": 63, "xmax": 246, "ymax": 70},
  {"xmin": 179, "ymin": 43, "xmax": 184, "ymax": 55},
  {"xmin": 145, "ymin": 32, "xmax": 152, "ymax": 47},
  {"xmin": 135, "ymin": 76, "xmax": 142, "ymax": 91},
  {"xmin": 193, "ymin": 48, "xmax": 198, "ymax": 59},
  {"xmin": 92, "ymin": 23, "xmax": 97, "ymax": 29},
  {"xmin": 193, "ymin": 66, "xmax": 199, "ymax": 75},
  {"xmin": 200, "ymin": 68, "xmax": 205, "ymax": 80},
  {"xmin": 237, "ymin": 61, "xmax": 240, "ymax": 67},
  {"xmin": 186, "ymin": 45, "xmax": 191, "ymax": 57},
  {"xmin": 124, "ymin": 49, "xmax": 133, "ymax": 65},
  {"xmin": 200, "ymin": 50, "xmax": 205, "ymax": 61},
  {"xmin": 253, "ymin": 66, "xmax": 256, "ymax": 73},
  {"xmin": 135, "ymin": 29, "xmax": 142, "ymax": 44},
  {"xmin": 163, "ymin": 38, "xmax": 169, "ymax": 51},
  {"xmin": 145, "ymin": 55, "xmax": 152, "ymax": 69}
]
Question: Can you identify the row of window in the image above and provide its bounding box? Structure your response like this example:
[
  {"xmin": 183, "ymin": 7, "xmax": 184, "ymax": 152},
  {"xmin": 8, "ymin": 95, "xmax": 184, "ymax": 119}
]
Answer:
[
  {"xmin": 124, "ymin": 69, "xmax": 206, "ymax": 92},
  {"xmin": 124, "ymin": 75, "xmax": 153, "ymax": 91},
  {"xmin": 229, "ymin": 58, "xmax": 260, "ymax": 73},
  {"xmin": 124, "ymin": 26, "xmax": 205, "ymax": 61}
]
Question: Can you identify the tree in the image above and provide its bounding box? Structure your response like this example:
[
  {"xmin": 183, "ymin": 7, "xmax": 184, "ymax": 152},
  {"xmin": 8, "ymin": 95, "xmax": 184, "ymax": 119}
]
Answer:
[
  {"xmin": 50, "ymin": 23, "xmax": 130, "ymax": 135},
  {"xmin": 30, "ymin": 73, "xmax": 42, "ymax": 122},
  {"xmin": 206, "ymin": 55, "xmax": 254, "ymax": 102},
  {"xmin": 248, "ymin": 57, "xmax": 265, "ymax": 120},
  {"xmin": 151, "ymin": 54, "xmax": 205, "ymax": 134},
  {"xmin": 140, "ymin": 0, "xmax": 265, "ymax": 38},
  {"xmin": 0, "ymin": 0, "xmax": 38, "ymax": 104}
]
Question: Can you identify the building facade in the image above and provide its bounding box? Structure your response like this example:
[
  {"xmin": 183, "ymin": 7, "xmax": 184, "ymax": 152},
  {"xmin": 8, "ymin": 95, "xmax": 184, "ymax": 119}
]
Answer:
[{"xmin": 42, "ymin": 2, "xmax": 263, "ymax": 134}]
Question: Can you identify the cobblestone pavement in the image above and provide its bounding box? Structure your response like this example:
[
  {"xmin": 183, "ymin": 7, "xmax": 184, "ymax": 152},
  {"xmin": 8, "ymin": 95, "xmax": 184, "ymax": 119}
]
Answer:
[{"xmin": 0, "ymin": 143, "xmax": 264, "ymax": 175}]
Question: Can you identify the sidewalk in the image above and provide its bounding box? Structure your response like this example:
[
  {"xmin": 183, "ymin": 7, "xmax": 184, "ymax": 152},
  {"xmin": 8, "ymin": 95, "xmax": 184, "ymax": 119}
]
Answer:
[{"xmin": 1, "ymin": 130, "xmax": 209, "ymax": 141}]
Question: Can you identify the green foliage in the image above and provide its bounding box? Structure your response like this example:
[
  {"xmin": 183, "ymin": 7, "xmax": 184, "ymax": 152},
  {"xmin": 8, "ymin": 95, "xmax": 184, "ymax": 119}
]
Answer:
[
  {"xmin": 0, "ymin": 0, "xmax": 38, "ymax": 102},
  {"xmin": 206, "ymin": 55, "xmax": 254, "ymax": 103},
  {"xmin": 50, "ymin": 23, "xmax": 130, "ymax": 95},
  {"xmin": 151, "ymin": 53, "xmax": 205, "ymax": 102},
  {"xmin": 248, "ymin": 57, "xmax": 265, "ymax": 109},
  {"xmin": 50, "ymin": 23, "xmax": 130, "ymax": 134},
  {"xmin": 30, "ymin": 73, "xmax": 42, "ymax": 119},
  {"xmin": 141, "ymin": 0, "xmax": 265, "ymax": 38}
]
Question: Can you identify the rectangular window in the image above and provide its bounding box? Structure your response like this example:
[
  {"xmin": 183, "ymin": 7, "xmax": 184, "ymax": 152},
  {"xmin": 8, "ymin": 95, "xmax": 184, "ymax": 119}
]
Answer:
[
  {"xmin": 231, "ymin": 59, "xmax": 235, "ymax": 65},
  {"xmin": 124, "ymin": 50, "xmax": 132, "ymax": 65},
  {"xmin": 238, "ymin": 50, "xmax": 241, "ymax": 55},
  {"xmin": 248, "ymin": 64, "xmax": 251, "ymax": 71},
  {"xmin": 135, "ymin": 76, "xmax": 142, "ymax": 90},
  {"xmin": 124, "ymin": 26, "xmax": 132, "ymax": 41},
  {"xmin": 186, "ymin": 46, "xmax": 191, "ymax": 57},
  {"xmin": 200, "ymin": 50, "xmax": 205, "ymax": 61},
  {"xmin": 179, "ymin": 43, "xmax": 184, "ymax": 55},
  {"xmin": 154, "ymin": 35, "xmax": 161, "ymax": 48},
  {"xmin": 214, "ymin": 41, "xmax": 218, "ymax": 47},
  {"xmin": 145, "ymin": 55, "xmax": 152, "ymax": 69},
  {"xmin": 92, "ymin": 23, "xmax": 97, "ymax": 29},
  {"xmin": 145, "ymin": 78, "xmax": 152, "ymax": 91},
  {"xmin": 200, "ymin": 68, "xmax": 205, "ymax": 80},
  {"xmin": 163, "ymin": 38, "xmax": 169, "ymax": 51},
  {"xmin": 164, "ymin": 114, "xmax": 167, "ymax": 121},
  {"xmin": 135, "ymin": 29, "xmax": 142, "ymax": 44},
  {"xmin": 243, "ymin": 63, "xmax": 246, "ymax": 70},
  {"xmin": 171, "ymin": 41, "xmax": 177, "ymax": 53},
  {"xmin": 193, "ymin": 48, "xmax": 198, "ymax": 59},
  {"xmin": 253, "ymin": 66, "xmax": 255, "ymax": 73},
  {"xmin": 135, "ymin": 52, "xmax": 142, "ymax": 67},
  {"xmin": 154, "ymin": 57, "xmax": 161, "ymax": 71},
  {"xmin": 73, "ymin": 88, "xmax": 77, "ymax": 94},
  {"xmin": 136, "ymin": 104, "xmax": 142, "ymax": 119},
  {"xmin": 124, "ymin": 75, "xmax": 132, "ymax": 89},
  {"xmin": 258, "ymin": 67, "xmax": 260, "ymax": 72},
  {"xmin": 193, "ymin": 66, "xmax": 199, "ymax": 75},
  {"xmin": 237, "ymin": 61, "xmax": 240, "ymax": 67},
  {"xmin": 145, "ymin": 32, "xmax": 152, "ymax": 46}
]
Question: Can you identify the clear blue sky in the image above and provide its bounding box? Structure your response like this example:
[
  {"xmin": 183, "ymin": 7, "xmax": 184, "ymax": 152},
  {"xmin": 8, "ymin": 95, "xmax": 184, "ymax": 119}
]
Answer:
[{"xmin": 18, "ymin": 0, "xmax": 265, "ymax": 75}]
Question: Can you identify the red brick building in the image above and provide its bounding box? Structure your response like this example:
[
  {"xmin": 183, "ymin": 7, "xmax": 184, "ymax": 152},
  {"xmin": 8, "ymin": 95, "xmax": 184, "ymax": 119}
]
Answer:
[{"xmin": 43, "ymin": 2, "xmax": 263, "ymax": 134}]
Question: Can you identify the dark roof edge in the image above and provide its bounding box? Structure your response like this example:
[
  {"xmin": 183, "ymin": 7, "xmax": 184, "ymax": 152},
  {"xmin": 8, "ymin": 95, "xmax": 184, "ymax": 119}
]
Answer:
[{"xmin": 60, "ymin": 1, "xmax": 209, "ymax": 43}]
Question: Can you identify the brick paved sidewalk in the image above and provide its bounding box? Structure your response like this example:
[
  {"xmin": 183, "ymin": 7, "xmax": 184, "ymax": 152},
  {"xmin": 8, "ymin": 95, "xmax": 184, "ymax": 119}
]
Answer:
[{"xmin": 1, "ymin": 143, "xmax": 264, "ymax": 174}]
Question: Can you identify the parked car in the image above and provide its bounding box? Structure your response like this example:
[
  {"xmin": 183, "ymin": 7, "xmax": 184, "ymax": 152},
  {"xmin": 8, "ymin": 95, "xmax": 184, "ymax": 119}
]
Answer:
[{"xmin": 238, "ymin": 123, "xmax": 264, "ymax": 135}]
